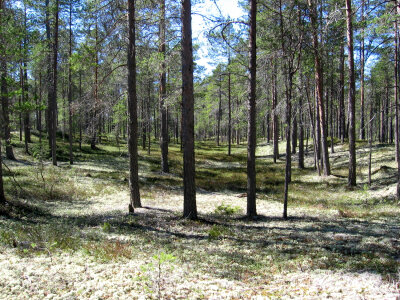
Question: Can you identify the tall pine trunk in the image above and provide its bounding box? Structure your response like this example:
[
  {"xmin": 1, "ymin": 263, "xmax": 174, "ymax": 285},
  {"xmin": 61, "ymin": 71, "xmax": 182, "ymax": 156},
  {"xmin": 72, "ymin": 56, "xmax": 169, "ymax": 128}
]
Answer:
[
  {"xmin": 127, "ymin": 0, "xmax": 141, "ymax": 212},
  {"xmin": 217, "ymin": 74, "xmax": 222, "ymax": 146},
  {"xmin": 50, "ymin": 0, "xmax": 59, "ymax": 166},
  {"xmin": 159, "ymin": 0, "xmax": 169, "ymax": 173},
  {"xmin": 359, "ymin": 0, "xmax": 365, "ymax": 140},
  {"xmin": 1, "ymin": 64, "xmax": 15, "ymax": 160},
  {"xmin": 339, "ymin": 41, "xmax": 345, "ymax": 143},
  {"xmin": 247, "ymin": 0, "xmax": 257, "ymax": 217},
  {"xmin": 298, "ymin": 75, "xmax": 305, "ymax": 169},
  {"xmin": 396, "ymin": 0, "xmax": 400, "ymax": 198},
  {"xmin": 308, "ymin": 0, "xmax": 330, "ymax": 176},
  {"xmin": 0, "ymin": 0, "xmax": 14, "ymax": 161},
  {"xmin": 272, "ymin": 60, "xmax": 279, "ymax": 163},
  {"xmin": 346, "ymin": 0, "xmax": 357, "ymax": 186},
  {"xmin": 68, "ymin": 0, "xmax": 73, "ymax": 165},
  {"xmin": 181, "ymin": 0, "xmax": 197, "ymax": 219},
  {"xmin": 228, "ymin": 71, "xmax": 232, "ymax": 156},
  {"xmin": 91, "ymin": 16, "xmax": 99, "ymax": 150},
  {"xmin": 0, "ymin": 137, "xmax": 5, "ymax": 204}
]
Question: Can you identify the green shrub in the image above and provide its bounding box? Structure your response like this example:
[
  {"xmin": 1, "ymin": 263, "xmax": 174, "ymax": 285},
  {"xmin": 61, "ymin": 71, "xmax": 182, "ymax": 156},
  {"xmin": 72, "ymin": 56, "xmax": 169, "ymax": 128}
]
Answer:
[
  {"xmin": 214, "ymin": 202, "xmax": 242, "ymax": 215},
  {"xmin": 102, "ymin": 222, "xmax": 112, "ymax": 233}
]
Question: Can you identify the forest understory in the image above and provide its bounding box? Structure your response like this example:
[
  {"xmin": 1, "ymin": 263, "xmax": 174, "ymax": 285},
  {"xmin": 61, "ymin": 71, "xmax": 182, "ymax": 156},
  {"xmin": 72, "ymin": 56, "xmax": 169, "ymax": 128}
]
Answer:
[{"xmin": 0, "ymin": 133, "xmax": 399, "ymax": 299}]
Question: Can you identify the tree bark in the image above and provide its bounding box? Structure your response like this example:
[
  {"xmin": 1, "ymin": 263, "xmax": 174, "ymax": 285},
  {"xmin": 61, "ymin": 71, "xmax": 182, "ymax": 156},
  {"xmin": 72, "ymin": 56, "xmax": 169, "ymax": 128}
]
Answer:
[
  {"xmin": 217, "ymin": 74, "xmax": 222, "ymax": 146},
  {"xmin": 308, "ymin": 0, "xmax": 330, "ymax": 176},
  {"xmin": 395, "ymin": 1, "xmax": 400, "ymax": 199},
  {"xmin": 0, "ymin": 138, "xmax": 5, "ymax": 204},
  {"xmin": 0, "ymin": 0, "xmax": 14, "ymax": 161},
  {"xmin": 181, "ymin": 0, "xmax": 197, "ymax": 219},
  {"xmin": 283, "ymin": 75, "xmax": 293, "ymax": 219},
  {"xmin": 23, "ymin": 4, "xmax": 31, "ymax": 149},
  {"xmin": 272, "ymin": 60, "xmax": 279, "ymax": 163},
  {"xmin": 142, "ymin": 93, "xmax": 146, "ymax": 150},
  {"xmin": 360, "ymin": 0, "xmax": 365, "ymax": 140},
  {"xmin": 298, "ymin": 80, "xmax": 304, "ymax": 169},
  {"xmin": 0, "ymin": 0, "xmax": 5, "ymax": 204},
  {"xmin": 22, "ymin": 62, "xmax": 30, "ymax": 154},
  {"xmin": 91, "ymin": 16, "xmax": 99, "ymax": 150},
  {"xmin": 38, "ymin": 72, "xmax": 42, "ymax": 132},
  {"xmin": 50, "ymin": 0, "xmax": 59, "ymax": 166},
  {"xmin": 330, "ymin": 80, "xmax": 335, "ymax": 154},
  {"xmin": 228, "ymin": 71, "xmax": 232, "ymax": 156},
  {"xmin": 147, "ymin": 81, "xmax": 152, "ymax": 155},
  {"xmin": 292, "ymin": 115, "xmax": 297, "ymax": 154},
  {"xmin": 128, "ymin": 0, "xmax": 141, "ymax": 212},
  {"xmin": 159, "ymin": 0, "xmax": 169, "ymax": 173},
  {"xmin": 79, "ymin": 72, "xmax": 82, "ymax": 150},
  {"xmin": 247, "ymin": 0, "xmax": 257, "ymax": 217},
  {"xmin": 339, "ymin": 39, "xmax": 345, "ymax": 143},
  {"xmin": 346, "ymin": 0, "xmax": 357, "ymax": 186},
  {"xmin": 68, "ymin": 0, "xmax": 73, "ymax": 165},
  {"xmin": 1, "ymin": 64, "xmax": 15, "ymax": 160}
]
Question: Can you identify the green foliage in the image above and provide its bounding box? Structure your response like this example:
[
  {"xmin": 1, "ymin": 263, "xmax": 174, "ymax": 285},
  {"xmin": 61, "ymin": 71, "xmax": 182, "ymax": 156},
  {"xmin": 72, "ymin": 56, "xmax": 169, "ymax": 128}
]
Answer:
[
  {"xmin": 138, "ymin": 251, "xmax": 177, "ymax": 297},
  {"xmin": 12, "ymin": 101, "xmax": 44, "ymax": 113},
  {"xmin": 153, "ymin": 251, "xmax": 176, "ymax": 265},
  {"xmin": 214, "ymin": 202, "xmax": 242, "ymax": 215},
  {"xmin": 102, "ymin": 222, "xmax": 112, "ymax": 233}
]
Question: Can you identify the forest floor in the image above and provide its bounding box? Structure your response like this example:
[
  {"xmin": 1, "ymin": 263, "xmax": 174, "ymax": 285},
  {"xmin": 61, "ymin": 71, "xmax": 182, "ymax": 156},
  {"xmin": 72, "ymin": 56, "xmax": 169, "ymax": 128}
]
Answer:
[{"xmin": 0, "ymin": 133, "xmax": 399, "ymax": 299}]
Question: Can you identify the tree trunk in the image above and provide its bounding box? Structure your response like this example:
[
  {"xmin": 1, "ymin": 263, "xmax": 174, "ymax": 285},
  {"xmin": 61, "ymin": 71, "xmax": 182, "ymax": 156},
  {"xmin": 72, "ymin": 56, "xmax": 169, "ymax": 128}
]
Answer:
[
  {"xmin": 127, "ymin": 0, "xmax": 141, "ymax": 212},
  {"xmin": 217, "ymin": 74, "xmax": 222, "ymax": 146},
  {"xmin": 386, "ymin": 82, "xmax": 390, "ymax": 143},
  {"xmin": 267, "ymin": 113, "xmax": 271, "ymax": 143},
  {"xmin": 38, "ymin": 72, "xmax": 42, "ymax": 132},
  {"xmin": 91, "ymin": 16, "xmax": 99, "ymax": 151},
  {"xmin": 23, "ymin": 62, "xmax": 31, "ymax": 145},
  {"xmin": 181, "ymin": 0, "xmax": 197, "ymax": 219},
  {"xmin": 0, "ymin": 0, "xmax": 5, "ymax": 204},
  {"xmin": 306, "ymin": 77, "xmax": 320, "ymax": 175},
  {"xmin": 395, "ymin": 1, "xmax": 400, "ymax": 198},
  {"xmin": 292, "ymin": 115, "xmax": 297, "ymax": 154},
  {"xmin": 339, "ymin": 42, "xmax": 345, "ymax": 143},
  {"xmin": 23, "ymin": 5, "xmax": 31, "ymax": 150},
  {"xmin": 330, "ymin": 73, "xmax": 335, "ymax": 154},
  {"xmin": 0, "ymin": 0, "xmax": 14, "ymax": 160},
  {"xmin": 1, "ymin": 64, "xmax": 15, "ymax": 160},
  {"xmin": 142, "ymin": 93, "xmax": 146, "ymax": 150},
  {"xmin": 228, "ymin": 71, "xmax": 232, "ymax": 156},
  {"xmin": 283, "ymin": 74, "xmax": 293, "ymax": 219},
  {"xmin": 368, "ymin": 102, "xmax": 373, "ymax": 186},
  {"xmin": 346, "ymin": 0, "xmax": 356, "ymax": 186},
  {"xmin": 272, "ymin": 60, "xmax": 279, "ymax": 163},
  {"xmin": 50, "ymin": 0, "xmax": 59, "ymax": 166},
  {"xmin": 46, "ymin": 0, "xmax": 51, "ymax": 150},
  {"xmin": 79, "ymin": 72, "xmax": 82, "ymax": 151},
  {"xmin": 360, "ymin": 0, "xmax": 365, "ymax": 140},
  {"xmin": 309, "ymin": 0, "xmax": 330, "ymax": 176},
  {"xmin": 298, "ymin": 88, "xmax": 304, "ymax": 169},
  {"xmin": 380, "ymin": 93, "xmax": 384, "ymax": 142},
  {"xmin": 147, "ymin": 82, "xmax": 151, "ymax": 155},
  {"xmin": 247, "ymin": 0, "xmax": 257, "ymax": 218},
  {"xmin": 0, "ymin": 138, "xmax": 5, "ymax": 204},
  {"xmin": 159, "ymin": 0, "xmax": 169, "ymax": 173},
  {"xmin": 68, "ymin": 0, "xmax": 73, "ymax": 165}
]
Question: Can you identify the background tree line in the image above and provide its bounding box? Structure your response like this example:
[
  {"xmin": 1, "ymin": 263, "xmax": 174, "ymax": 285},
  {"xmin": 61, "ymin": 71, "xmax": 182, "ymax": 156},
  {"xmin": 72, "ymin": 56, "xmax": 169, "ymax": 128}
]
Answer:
[{"xmin": 0, "ymin": 0, "xmax": 399, "ymax": 219}]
